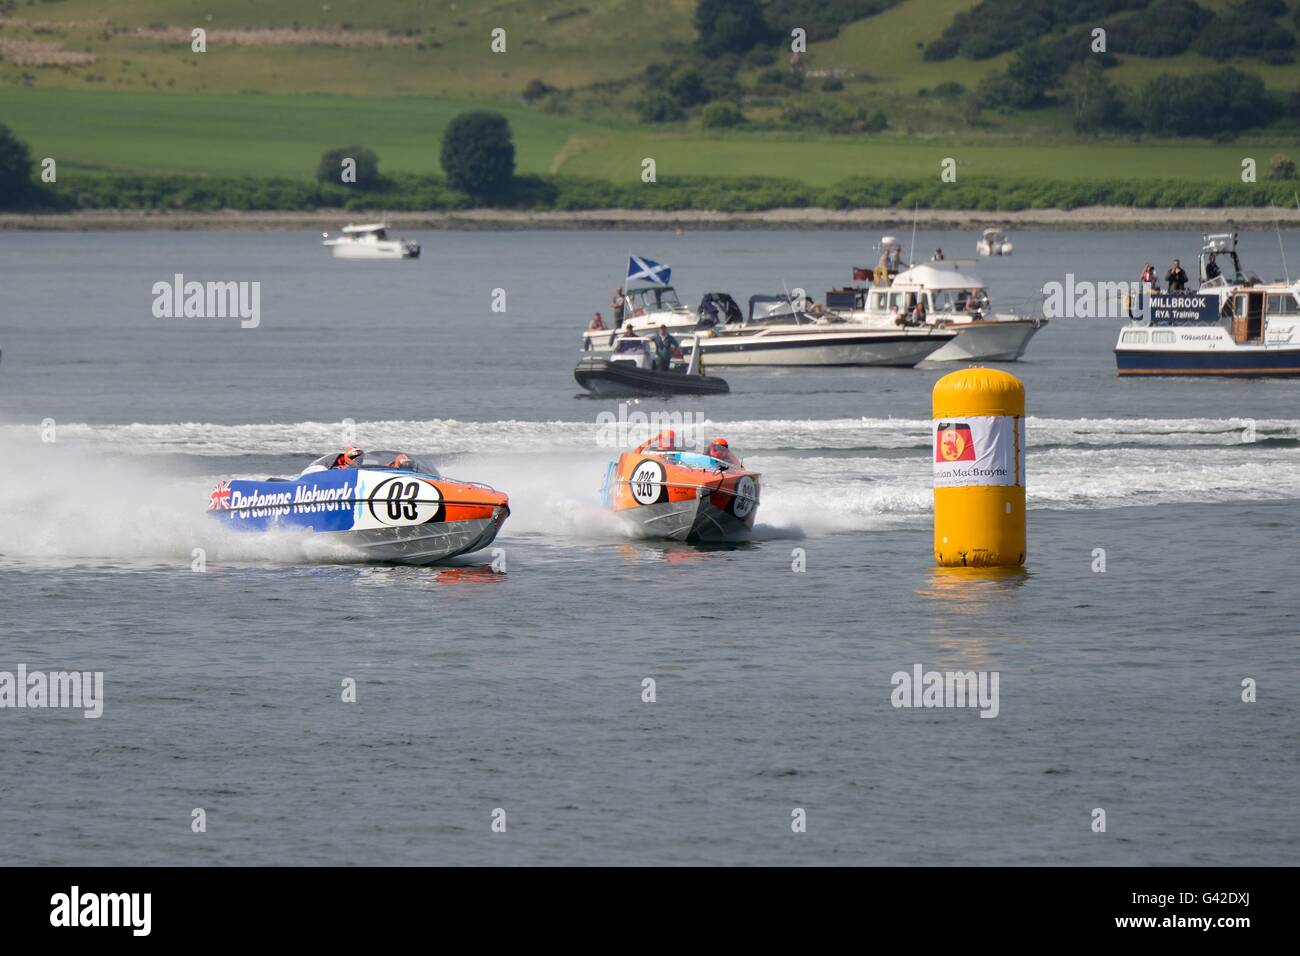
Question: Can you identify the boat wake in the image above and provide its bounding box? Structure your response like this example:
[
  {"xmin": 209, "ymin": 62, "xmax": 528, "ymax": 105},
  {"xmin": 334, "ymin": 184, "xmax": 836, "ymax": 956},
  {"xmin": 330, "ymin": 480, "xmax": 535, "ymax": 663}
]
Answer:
[{"xmin": 0, "ymin": 416, "xmax": 1296, "ymax": 563}]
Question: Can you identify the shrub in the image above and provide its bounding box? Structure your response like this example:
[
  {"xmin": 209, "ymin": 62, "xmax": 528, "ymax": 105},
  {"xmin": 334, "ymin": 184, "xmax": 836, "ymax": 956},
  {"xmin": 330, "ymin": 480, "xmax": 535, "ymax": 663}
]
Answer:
[
  {"xmin": 0, "ymin": 122, "xmax": 35, "ymax": 208},
  {"xmin": 315, "ymin": 145, "xmax": 380, "ymax": 188},
  {"xmin": 636, "ymin": 91, "xmax": 686, "ymax": 123},
  {"xmin": 700, "ymin": 102, "xmax": 747, "ymax": 127},
  {"xmin": 1136, "ymin": 68, "xmax": 1277, "ymax": 136},
  {"xmin": 522, "ymin": 79, "xmax": 554, "ymax": 103},
  {"xmin": 694, "ymin": 0, "xmax": 770, "ymax": 55},
  {"xmin": 439, "ymin": 112, "xmax": 516, "ymax": 199},
  {"xmin": 1268, "ymin": 154, "xmax": 1297, "ymax": 180}
]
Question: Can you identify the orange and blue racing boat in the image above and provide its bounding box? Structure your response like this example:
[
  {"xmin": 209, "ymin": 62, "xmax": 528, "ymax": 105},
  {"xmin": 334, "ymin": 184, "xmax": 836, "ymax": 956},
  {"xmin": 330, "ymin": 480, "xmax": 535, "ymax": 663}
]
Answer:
[
  {"xmin": 601, "ymin": 430, "xmax": 760, "ymax": 542},
  {"xmin": 208, "ymin": 449, "xmax": 509, "ymax": 565}
]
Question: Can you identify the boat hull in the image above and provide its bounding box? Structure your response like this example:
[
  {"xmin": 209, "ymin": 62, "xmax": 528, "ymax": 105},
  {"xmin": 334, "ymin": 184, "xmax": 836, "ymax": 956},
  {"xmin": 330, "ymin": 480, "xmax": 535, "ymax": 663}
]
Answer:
[
  {"xmin": 333, "ymin": 511, "xmax": 508, "ymax": 564},
  {"xmin": 925, "ymin": 320, "xmax": 1045, "ymax": 362},
  {"xmin": 622, "ymin": 495, "xmax": 754, "ymax": 543},
  {"xmin": 574, "ymin": 357, "xmax": 729, "ymax": 396},
  {"xmin": 1115, "ymin": 347, "xmax": 1300, "ymax": 377},
  {"xmin": 326, "ymin": 242, "xmax": 419, "ymax": 260},
  {"xmin": 690, "ymin": 331, "xmax": 954, "ymax": 367}
]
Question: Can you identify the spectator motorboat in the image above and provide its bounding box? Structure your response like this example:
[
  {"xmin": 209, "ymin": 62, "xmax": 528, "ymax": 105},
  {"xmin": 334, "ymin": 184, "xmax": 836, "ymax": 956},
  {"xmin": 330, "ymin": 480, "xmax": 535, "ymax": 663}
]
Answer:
[
  {"xmin": 687, "ymin": 293, "xmax": 956, "ymax": 366},
  {"xmin": 1115, "ymin": 233, "xmax": 1300, "ymax": 376},
  {"xmin": 827, "ymin": 260, "xmax": 1046, "ymax": 361},
  {"xmin": 976, "ymin": 228, "xmax": 1014, "ymax": 256},
  {"xmin": 574, "ymin": 334, "xmax": 729, "ymax": 397},
  {"xmin": 582, "ymin": 284, "xmax": 700, "ymax": 351},
  {"xmin": 208, "ymin": 450, "xmax": 508, "ymax": 564},
  {"xmin": 602, "ymin": 430, "xmax": 759, "ymax": 543},
  {"xmin": 321, "ymin": 222, "xmax": 421, "ymax": 259}
]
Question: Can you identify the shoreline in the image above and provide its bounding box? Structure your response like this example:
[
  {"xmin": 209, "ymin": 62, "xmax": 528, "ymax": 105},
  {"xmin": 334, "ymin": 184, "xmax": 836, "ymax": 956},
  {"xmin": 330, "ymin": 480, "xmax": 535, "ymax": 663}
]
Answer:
[{"xmin": 2, "ymin": 206, "xmax": 1300, "ymax": 231}]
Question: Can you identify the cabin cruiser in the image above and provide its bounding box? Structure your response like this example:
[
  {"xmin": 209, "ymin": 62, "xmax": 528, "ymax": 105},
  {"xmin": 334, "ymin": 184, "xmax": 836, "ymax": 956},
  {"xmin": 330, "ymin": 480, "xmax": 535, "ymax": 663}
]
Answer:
[
  {"xmin": 575, "ymin": 334, "xmax": 728, "ymax": 396},
  {"xmin": 976, "ymin": 228, "xmax": 1013, "ymax": 256},
  {"xmin": 602, "ymin": 430, "xmax": 758, "ymax": 543},
  {"xmin": 1115, "ymin": 233, "xmax": 1300, "ymax": 376},
  {"xmin": 827, "ymin": 260, "xmax": 1046, "ymax": 361},
  {"xmin": 208, "ymin": 450, "xmax": 508, "ymax": 564},
  {"xmin": 687, "ymin": 293, "xmax": 956, "ymax": 367},
  {"xmin": 582, "ymin": 284, "xmax": 699, "ymax": 350},
  {"xmin": 321, "ymin": 222, "xmax": 421, "ymax": 259}
]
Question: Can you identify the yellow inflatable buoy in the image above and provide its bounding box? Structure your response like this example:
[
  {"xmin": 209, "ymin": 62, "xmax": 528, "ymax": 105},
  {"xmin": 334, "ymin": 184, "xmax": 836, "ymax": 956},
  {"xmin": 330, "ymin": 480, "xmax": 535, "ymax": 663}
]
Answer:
[{"xmin": 932, "ymin": 367, "xmax": 1026, "ymax": 567}]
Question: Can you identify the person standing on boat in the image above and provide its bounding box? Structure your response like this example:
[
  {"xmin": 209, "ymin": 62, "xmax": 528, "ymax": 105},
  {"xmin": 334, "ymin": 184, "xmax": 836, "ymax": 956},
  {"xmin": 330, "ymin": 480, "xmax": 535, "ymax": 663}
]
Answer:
[
  {"xmin": 611, "ymin": 288, "xmax": 626, "ymax": 323},
  {"xmin": 1204, "ymin": 254, "xmax": 1221, "ymax": 282},
  {"xmin": 583, "ymin": 312, "xmax": 606, "ymax": 351},
  {"xmin": 1140, "ymin": 262, "xmax": 1158, "ymax": 290},
  {"xmin": 1166, "ymin": 259, "xmax": 1189, "ymax": 291},
  {"xmin": 933, "ymin": 248, "xmax": 945, "ymax": 261},
  {"xmin": 651, "ymin": 324, "xmax": 680, "ymax": 371}
]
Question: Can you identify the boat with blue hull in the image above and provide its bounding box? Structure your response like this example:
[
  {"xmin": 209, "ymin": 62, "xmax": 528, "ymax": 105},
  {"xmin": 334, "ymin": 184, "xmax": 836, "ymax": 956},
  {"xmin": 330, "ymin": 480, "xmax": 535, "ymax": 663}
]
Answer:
[{"xmin": 1114, "ymin": 233, "xmax": 1300, "ymax": 377}]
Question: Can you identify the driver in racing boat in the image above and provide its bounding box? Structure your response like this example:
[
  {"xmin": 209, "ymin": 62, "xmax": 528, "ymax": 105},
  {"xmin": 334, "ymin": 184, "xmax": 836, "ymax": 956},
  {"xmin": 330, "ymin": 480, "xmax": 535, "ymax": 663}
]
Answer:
[
  {"xmin": 706, "ymin": 437, "xmax": 739, "ymax": 466},
  {"xmin": 386, "ymin": 453, "xmax": 414, "ymax": 470},
  {"xmin": 638, "ymin": 430, "xmax": 679, "ymax": 453},
  {"xmin": 332, "ymin": 447, "xmax": 363, "ymax": 469}
]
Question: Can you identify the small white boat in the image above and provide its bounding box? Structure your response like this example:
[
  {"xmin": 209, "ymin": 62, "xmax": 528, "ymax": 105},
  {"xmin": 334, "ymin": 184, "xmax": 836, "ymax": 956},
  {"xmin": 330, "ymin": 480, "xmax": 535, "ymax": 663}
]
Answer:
[
  {"xmin": 321, "ymin": 222, "xmax": 420, "ymax": 260},
  {"xmin": 583, "ymin": 284, "xmax": 698, "ymax": 350},
  {"xmin": 976, "ymin": 228, "xmax": 1013, "ymax": 257},
  {"xmin": 1115, "ymin": 233, "xmax": 1300, "ymax": 376},
  {"xmin": 687, "ymin": 294, "xmax": 956, "ymax": 367},
  {"xmin": 827, "ymin": 261, "xmax": 1046, "ymax": 362}
]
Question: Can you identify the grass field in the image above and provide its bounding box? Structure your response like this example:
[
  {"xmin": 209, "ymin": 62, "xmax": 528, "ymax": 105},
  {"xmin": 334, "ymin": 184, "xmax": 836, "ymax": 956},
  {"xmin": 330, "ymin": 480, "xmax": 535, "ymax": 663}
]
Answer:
[
  {"xmin": 0, "ymin": 0, "xmax": 699, "ymax": 96},
  {"xmin": 0, "ymin": 86, "xmax": 1289, "ymax": 188}
]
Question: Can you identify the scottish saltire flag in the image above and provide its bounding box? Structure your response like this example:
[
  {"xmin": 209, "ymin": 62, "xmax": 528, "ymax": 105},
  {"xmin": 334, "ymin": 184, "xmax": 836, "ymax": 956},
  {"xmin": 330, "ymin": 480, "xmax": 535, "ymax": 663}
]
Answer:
[{"xmin": 627, "ymin": 255, "xmax": 671, "ymax": 288}]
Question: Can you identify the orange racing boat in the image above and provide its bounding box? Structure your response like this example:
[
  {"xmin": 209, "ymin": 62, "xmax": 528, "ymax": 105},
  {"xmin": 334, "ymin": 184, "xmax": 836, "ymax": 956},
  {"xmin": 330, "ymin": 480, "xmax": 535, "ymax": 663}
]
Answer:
[{"xmin": 601, "ymin": 430, "xmax": 760, "ymax": 542}]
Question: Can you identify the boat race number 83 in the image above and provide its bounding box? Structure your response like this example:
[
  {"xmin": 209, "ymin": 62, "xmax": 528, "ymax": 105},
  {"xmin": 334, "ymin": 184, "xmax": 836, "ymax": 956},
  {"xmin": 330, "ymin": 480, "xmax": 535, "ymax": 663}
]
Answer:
[
  {"xmin": 369, "ymin": 476, "xmax": 443, "ymax": 525},
  {"xmin": 630, "ymin": 459, "xmax": 668, "ymax": 505}
]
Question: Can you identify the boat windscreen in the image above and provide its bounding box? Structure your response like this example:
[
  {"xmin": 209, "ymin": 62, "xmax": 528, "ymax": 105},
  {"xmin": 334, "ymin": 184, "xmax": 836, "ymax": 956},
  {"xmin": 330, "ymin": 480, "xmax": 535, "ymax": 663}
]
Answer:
[
  {"xmin": 628, "ymin": 287, "xmax": 683, "ymax": 312},
  {"xmin": 359, "ymin": 451, "xmax": 439, "ymax": 475}
]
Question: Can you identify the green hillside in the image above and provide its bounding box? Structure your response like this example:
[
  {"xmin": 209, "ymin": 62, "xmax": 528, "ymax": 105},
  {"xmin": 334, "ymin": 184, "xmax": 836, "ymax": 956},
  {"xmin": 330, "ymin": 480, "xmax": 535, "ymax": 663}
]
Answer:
[{"xmin": 1, "ymin": 0, "xmax": 1298, "ymax": 208}]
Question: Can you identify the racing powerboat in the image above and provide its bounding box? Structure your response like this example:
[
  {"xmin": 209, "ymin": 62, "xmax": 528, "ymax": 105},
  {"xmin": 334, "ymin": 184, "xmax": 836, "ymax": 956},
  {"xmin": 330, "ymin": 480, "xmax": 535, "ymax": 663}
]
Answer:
[
  {"xmin": 827, "ymin": 261, "xmax": 1046, "ymax": 362},
  {"xmin": 322, "ymin": 223, "xmax": 420, "ymax": 259},
  {"xmin": 1115, "ymin": 232, "xmax": 1300, "ymax": 376},
  {"xmin": 208, "ymin": 450, "xmax": 508, "ymax": 564},
  {"xmin": 688, "ymin": 293, "xmax": 956, "ymax": 366},
  {"xmin": 575, "ymin": 334, "xmax": 729, "ymax": 397},
  {"xmin": 602, "ymin": 431, "xmax": 759, "ymax": 543}
]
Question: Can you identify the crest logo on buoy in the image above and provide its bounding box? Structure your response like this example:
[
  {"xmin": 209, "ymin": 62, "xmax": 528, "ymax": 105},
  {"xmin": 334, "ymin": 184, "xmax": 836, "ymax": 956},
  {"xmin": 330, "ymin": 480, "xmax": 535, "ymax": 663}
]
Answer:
[{"xmin": 936, "ymin": 422, "xmax": 976, "ymax": 463}]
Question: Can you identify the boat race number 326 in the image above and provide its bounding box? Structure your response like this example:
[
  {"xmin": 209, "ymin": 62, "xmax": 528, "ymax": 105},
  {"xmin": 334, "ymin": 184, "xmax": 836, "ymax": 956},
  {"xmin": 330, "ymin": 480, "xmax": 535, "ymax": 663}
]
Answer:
[{"xmin": 631, "ymin": 459, "xmax": 667, "ymax": 505}]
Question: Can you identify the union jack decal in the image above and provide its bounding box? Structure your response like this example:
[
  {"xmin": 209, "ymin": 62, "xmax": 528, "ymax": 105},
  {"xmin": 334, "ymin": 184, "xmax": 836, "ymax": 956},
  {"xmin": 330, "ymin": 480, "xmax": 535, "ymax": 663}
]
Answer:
[{"xmin": 208, "ymin": 480, "xmax": 231, "ymax": 511}]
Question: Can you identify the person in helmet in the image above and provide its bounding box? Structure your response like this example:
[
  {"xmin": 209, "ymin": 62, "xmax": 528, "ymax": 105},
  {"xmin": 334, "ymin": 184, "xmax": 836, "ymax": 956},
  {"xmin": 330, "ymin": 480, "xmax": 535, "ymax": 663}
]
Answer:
[
  {"xmin": 332, "ymin": 447, "xmax": 363, "ymax": 469},
  {"xmin": 706, "ymin": 436, "xmax": 738, "ymax": 465},
  {"xmin": 637, "ymin": 430, "xmax": 680, "ymax": 453},
  {"xmin": 386, "ymin": 453, "xmax": 414, "ymax": 470}
]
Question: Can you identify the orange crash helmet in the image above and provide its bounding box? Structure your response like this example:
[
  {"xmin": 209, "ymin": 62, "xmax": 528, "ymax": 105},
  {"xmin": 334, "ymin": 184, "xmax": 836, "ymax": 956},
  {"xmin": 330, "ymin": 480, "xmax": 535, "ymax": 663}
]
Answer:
[
  {"xmin": 387, "ymin": 453, "xmax": 413, "ymax": 469},
  {"xmin": 335, "ymin": 447, "xmax": 363, "ymax": 468}
]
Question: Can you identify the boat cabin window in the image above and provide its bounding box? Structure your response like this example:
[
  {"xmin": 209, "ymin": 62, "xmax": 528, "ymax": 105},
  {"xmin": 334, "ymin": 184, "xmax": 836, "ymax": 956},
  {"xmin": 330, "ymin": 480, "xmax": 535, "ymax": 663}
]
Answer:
[
  {"xmin": 1266, "ymin": 294, "xmax": 1298, "ymax": 315},
  {"xmin": 358, "ymin": 451, "xmax": 438, "ymax": 475},
  {"xmin": 1120, "ymin": 330, "xmax": 1148, "ymax": 345},
  {"xmin": 1152, "ymin": 330, "xmax": 1175, "ymax": 345},
  {"xmin": 872, "ymin": 291, "xmax": 889, "ymax": 310}
]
